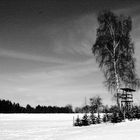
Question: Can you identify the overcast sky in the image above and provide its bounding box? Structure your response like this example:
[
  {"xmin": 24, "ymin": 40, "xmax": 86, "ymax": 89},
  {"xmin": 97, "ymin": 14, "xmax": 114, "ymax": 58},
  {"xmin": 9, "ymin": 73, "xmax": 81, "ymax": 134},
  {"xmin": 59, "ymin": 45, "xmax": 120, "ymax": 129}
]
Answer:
[{"xmin": 1, "ymin": 0, "xmax": 140, "ymax": 107}]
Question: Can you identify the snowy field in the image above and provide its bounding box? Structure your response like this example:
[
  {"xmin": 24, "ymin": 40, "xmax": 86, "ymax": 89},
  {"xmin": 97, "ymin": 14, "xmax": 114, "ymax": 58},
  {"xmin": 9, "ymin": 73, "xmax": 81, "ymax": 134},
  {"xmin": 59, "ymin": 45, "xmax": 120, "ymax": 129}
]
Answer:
[{"xmin": 0, "ymin": 114, "xmax": 140, "ymax": 140}]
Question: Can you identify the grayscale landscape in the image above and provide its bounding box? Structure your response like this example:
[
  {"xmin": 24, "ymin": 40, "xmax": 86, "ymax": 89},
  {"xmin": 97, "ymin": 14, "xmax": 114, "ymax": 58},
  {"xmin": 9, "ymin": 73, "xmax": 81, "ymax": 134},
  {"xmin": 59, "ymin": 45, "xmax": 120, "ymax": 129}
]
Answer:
[{"xmin": 1, "ymin": 0, "xmax": 140, "ymax": 140}]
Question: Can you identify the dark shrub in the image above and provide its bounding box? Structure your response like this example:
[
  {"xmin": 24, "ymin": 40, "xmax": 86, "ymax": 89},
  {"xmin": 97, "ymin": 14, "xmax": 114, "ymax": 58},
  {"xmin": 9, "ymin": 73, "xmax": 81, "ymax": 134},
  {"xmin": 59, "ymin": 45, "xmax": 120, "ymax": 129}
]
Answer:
[
  {"xmin": 96, "ymin": 115, "xmax": 101, "ymax": 124},
  {"xmin": 110, "ymin": 111, "xmax": 124, "ymax": 123},
  {"xmin": 74, "ymin": 114, "xmax": 90, "ymax": 126},
  {"xmin": 90, "ymin": 113, "xmax": 96, "ymax": 124},
  {"xmin": 74, "ymin": 116, "xmax": 82, "ymax": 126},
  {"xmin": 125, "ymin": 110, "xmax": 133, "ymax": 120},
  {"xmin": 81, "ymin": 114, "xmax": 90, "ymax": 126},
  {"xmin": 102, "ymin": 113, "xmax": 110, "ymax": 123},
  {"xmin": 131, "ymin": 106, "xmax": 140, "ymax": 119}
]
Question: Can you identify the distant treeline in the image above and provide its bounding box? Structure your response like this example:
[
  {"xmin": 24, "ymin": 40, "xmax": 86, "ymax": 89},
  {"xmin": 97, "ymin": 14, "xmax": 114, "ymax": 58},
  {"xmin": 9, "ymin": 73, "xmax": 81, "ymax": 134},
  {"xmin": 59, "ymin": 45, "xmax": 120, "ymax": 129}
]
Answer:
[{"xmin": 0, "ymin": 99, "xmax": 73, "ymax": 113}]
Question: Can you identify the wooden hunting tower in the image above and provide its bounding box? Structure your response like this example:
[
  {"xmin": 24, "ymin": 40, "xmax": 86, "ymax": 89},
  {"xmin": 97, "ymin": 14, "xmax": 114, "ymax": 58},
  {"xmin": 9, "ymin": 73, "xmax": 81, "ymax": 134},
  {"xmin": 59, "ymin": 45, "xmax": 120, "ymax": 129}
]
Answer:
[{"xmin": 120, "ymin": 88, "xmax": 135, "ymax": 111}]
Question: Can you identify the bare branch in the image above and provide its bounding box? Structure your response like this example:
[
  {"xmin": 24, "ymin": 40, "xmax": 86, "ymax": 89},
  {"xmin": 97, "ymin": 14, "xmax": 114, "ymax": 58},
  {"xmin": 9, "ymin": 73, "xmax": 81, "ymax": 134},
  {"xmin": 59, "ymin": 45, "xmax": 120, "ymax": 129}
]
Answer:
[{"xmin": 105, "ymin": 44, "xmax": 113, "ymax": 57}]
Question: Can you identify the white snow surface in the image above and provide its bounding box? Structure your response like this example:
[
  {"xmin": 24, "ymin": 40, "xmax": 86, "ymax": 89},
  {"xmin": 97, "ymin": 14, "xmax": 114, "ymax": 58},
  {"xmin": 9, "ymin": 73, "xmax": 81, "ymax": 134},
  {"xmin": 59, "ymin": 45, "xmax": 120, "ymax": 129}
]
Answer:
[{"xmin": 0, "ymin": 113, "xmax": 140, "ymax": 140}]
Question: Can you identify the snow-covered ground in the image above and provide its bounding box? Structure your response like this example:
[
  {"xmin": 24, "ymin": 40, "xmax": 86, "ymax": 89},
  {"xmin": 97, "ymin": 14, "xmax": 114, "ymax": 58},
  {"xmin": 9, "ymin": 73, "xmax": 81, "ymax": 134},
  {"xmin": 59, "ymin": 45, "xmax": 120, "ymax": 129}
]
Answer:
[{"xmin": 0, "ymin": 114, "xmax": 140, "ymax": 140}]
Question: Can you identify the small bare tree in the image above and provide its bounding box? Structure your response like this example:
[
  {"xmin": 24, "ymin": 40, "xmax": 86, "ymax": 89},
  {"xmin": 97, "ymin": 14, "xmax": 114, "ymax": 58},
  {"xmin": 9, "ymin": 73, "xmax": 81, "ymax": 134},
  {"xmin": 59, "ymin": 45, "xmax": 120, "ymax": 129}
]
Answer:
[{"xmin": 90, "ymin": 96, "xmax": 102, "ymax": 118}]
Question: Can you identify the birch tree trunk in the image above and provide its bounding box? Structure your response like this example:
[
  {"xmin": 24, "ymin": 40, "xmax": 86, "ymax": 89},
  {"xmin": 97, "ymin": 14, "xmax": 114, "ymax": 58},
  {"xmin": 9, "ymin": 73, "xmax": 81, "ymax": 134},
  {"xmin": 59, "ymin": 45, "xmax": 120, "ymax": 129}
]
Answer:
[
  {"xmin": 114, "ymin": 61, "xmax": 120, "ymax": 108},
  {"xmin": 113, "ymin": 42, "xmax": 120, "ymax": 108}
]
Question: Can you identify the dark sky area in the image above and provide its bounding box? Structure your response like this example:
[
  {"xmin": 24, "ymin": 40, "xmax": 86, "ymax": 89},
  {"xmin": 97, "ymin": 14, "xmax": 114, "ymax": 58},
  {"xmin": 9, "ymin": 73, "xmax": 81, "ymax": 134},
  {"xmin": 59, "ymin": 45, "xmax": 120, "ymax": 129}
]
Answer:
[{"xmin": 0, "ymin": 0, "xmax": 140, "ymax": 107}]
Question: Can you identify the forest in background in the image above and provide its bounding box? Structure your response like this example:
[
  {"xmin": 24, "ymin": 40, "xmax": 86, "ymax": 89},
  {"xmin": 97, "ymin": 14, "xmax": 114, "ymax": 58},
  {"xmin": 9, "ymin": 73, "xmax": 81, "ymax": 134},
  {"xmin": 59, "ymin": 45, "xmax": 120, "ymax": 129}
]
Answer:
[
  {"xmin": 0, "ymin": 99, "xmax": 73, "ymax": 113},
  {"xmin": 2, "ymin": 98, "xmax": 140, "ymax": 114}
]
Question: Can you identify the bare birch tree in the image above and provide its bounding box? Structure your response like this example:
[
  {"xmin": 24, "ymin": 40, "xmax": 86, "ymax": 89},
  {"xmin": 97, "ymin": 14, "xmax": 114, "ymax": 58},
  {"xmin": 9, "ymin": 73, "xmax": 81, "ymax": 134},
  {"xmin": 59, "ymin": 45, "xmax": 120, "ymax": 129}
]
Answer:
[{"xmin": 92, "ymin": 10, "xmax": 140, "ymax": 107}]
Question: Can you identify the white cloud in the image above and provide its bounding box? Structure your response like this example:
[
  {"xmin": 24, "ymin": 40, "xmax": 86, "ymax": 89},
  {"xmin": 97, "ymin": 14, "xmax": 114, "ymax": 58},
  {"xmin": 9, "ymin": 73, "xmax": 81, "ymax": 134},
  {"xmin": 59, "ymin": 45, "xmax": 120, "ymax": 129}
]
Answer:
[{"xmin": 0, "ymin": 48, "xmax": 69, "ymax": 64}]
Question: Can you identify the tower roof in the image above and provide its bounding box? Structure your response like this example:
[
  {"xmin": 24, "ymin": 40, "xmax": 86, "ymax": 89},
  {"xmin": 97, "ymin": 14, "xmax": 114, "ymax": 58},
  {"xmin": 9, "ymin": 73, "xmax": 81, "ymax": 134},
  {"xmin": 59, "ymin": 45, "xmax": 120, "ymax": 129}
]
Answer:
[{"xmin": 120, "ymin": 88, "xmax": 136, "ymax": 92}]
